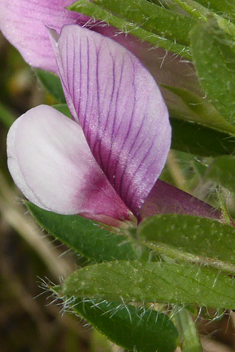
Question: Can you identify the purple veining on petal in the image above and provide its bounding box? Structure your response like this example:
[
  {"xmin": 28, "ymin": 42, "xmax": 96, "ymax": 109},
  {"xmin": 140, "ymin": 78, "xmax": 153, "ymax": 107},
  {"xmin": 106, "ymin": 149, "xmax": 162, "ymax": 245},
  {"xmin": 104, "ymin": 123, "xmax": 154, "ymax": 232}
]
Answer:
[
  {"xmin": 7, "ymin": 105, "xmax": 132, "ymax": 225},
  {"xmin": 139, "ymin": 179, "xmax": 222, "ymax": 222},
  {"xmin": 50, "ymin": 25, "xmax": 171, "ymax": 217},
  {"xmin": 0, "ymin": 0, "xmax": 201, "ymax": 120}
]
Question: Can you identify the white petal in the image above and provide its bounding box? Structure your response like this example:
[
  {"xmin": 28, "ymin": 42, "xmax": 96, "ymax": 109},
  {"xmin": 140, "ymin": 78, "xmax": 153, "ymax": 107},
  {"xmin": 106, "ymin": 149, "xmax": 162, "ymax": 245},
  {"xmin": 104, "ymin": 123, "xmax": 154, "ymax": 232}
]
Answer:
[{"xmin": 7, "ymin": 105, "xmax": 131, "ymax": 222}]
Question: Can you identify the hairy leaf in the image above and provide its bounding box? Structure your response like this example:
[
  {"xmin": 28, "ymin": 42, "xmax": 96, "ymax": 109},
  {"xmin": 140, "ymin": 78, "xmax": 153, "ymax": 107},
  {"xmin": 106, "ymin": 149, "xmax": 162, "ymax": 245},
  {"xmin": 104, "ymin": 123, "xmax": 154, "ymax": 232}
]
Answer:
[
  {"xmin": 69, "ymin": 298, "xmax": 179, "ymax": 352},
  {"xmin": 69, "ymin": 0, "xmax": 191, "ymax": 58},
  {"xmin": 190, "ymin": 19, "xmax": 235, "ymax": 125},
  {"xmin": 27, "ymin": 203, "xmax": 136, "ymax": 262},
  {"xmin": 138, "ymin": 214, "xmax": 235, "ymax": 272},
  {"xmin": 63, "ymin": 260, "xmax": 235, "ymax": 309}
]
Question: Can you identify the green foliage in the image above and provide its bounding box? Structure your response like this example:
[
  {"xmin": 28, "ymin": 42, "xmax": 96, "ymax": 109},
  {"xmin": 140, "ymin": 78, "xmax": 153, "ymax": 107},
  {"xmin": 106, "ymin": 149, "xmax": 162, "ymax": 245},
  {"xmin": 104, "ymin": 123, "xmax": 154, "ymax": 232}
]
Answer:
[
  {"xmin": 174, "ymin": 308, "xmax": 202, "ymax": 352},
  {"xmin": 165, "ymin": 86, "xmax": 235, "ymax": 134},
  {"xmin": 36, "ymin": 69, "xmax": 66, "ymax": 103},
  {"xmin": 194, "ymin": 0, "xmax": 235, "ymax": 20},
  {"xmin": 53, "ymin": 104, "xmax": 71, "ymax": 118},
  {"xmin": 190, "ymin": 19, "xmax": 235, "ymax": 125},
  {"xmin": 90, "ymin": 0, "xmax": 195, "ymax": 46},
  {"xmin": 26, "ymin": 203, "xmax": 137, "ymax": 262},
  {"xmin": 70, "ymin": 298, "xmax": 179, "ymax": 352},
  {"xmin": 206, "ymin": 155, "xmax": 235, "ymax": 192},
  {"xmin": 138, "ymin": 214, "xmax": 235, "ymax": 272},
  {"xmin": 170, "ymin": 118, "xmax": 235, "ymax": 156},
  {"xmin": 62, "ymin": 260, "xmax": 235, "ymax": 309},
  {"xmin": 170, "ymin": 0, "xmax": 209, "ymax": 20},
  {"xmin": 69, "ymin": 0, "xmax": 191, "ymax": 58}
]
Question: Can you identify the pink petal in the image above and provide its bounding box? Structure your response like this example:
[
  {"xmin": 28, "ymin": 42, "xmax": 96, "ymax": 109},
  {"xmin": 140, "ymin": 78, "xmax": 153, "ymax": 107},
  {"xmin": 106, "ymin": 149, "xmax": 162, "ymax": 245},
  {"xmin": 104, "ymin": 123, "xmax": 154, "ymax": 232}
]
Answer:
[
  {"xmin": 98, "ymin": 27, "xmax": 202, "ymax": 121},
  {"xmin": 50, "ymin": 25, "xmax": 171, "ymax": 217},
  {"xmin": 98, "ymin": 26, "xmax": 200, "ymax": 94},
  {"xmin": 7, "ymin": 105, "xmax": 132, "ymax": 226},
  {"xmin": 0, "ymin": 0, "xmax": 89, "ymax": 72},
  {"xmin": 139, "ymin": 179, "xmax": 222, "ymax": 221},
  {"xmin": 0, "ymin": 0, "xmax": 201, "ymax": 117}
]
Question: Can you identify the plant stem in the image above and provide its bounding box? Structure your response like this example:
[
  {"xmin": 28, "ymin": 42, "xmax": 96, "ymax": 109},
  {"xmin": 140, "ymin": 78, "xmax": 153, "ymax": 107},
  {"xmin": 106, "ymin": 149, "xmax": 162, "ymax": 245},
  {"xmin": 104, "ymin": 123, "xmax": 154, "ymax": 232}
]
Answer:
[{"xmin": 173, "ymin": 307, "xmax": 202, "ymax": 352}]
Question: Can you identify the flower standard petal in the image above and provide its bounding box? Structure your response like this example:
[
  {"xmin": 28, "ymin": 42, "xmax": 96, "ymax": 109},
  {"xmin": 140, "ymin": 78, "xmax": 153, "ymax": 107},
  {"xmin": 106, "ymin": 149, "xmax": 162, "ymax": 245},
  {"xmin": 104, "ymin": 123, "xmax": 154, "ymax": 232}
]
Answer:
[
  {"xmin": 139, "ymin": 180, "xmax": 222, "ymax": 221},
  {"xmin": 0, "ymin": 0, "xmax": 89, "ymax": 72},
  {"xmin": 49, "ymin": 25, "xmax": 171, "ymax": 218},
  {"xmin": 7, "ymin": 105, "xmax": 132, "ymax": 225}
]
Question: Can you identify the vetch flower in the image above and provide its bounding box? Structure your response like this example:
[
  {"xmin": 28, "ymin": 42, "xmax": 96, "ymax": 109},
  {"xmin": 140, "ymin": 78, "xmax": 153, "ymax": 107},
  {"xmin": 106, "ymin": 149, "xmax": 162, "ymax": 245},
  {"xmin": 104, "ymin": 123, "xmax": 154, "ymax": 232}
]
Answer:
[
  {"xmin": 7, "ymin": 25, "xmax": 172, "ymax": 227},
  {"xmin": 7, "ymin": 25, "xmax": 221, "ymax": 227}
]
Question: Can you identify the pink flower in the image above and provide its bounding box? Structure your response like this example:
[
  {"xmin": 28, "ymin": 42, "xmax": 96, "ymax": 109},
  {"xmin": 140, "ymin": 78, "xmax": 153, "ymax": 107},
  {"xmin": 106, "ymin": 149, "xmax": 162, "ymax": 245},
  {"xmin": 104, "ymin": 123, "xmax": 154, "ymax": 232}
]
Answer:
[
  {"xmin": 7, "ymin": 25, "xmax": 220, "ymax": 227},
  {"xmin": 7, "ymin": 25, "xmax": 170, "ymax": 226}
]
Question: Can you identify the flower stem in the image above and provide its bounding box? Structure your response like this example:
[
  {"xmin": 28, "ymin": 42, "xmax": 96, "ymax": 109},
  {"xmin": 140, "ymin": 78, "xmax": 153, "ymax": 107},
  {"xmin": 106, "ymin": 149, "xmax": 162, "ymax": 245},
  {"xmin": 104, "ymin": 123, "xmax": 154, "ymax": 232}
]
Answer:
[{"xmin": 173, "ymin": 307, "xmax": 202, "ymax": 352}]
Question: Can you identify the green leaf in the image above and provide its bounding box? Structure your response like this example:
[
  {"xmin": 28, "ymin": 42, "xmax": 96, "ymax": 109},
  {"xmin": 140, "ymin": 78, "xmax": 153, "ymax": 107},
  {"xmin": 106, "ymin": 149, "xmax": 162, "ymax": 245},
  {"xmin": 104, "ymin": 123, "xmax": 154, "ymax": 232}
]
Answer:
[
  {"xmin": 26, "ymin": 203, "xmax": 136, "ymax": 262},
  {"xmin": 53, "ymin": 104, "xmax": 71, "ymax": 118},
  {"xmin": 170, "ymin": 117, "xmax": 235, "ymax": 156},
  {"xmin": 69, "ymin": 0, "xmax": 191, "ymax": 59},
  {"xmin": 190, "ymin": 19, "xmax": 235, "ymax": 125},
  {"xmin": 171, "ymin": 0, "xmax": 208, "ymax": 20},
  {"xmin": 63, "ymin": 260, "xmax": 235, "ymax": 309},
  {"xmin": 206, "ymin": 155, "xmax": 235, "ymax": 192},
  {"xmin": 68, "ymin": 298, "xmax": 178, "ymax": 352},
  {"xmin": 195, "ymin": 0, "xmax": 235, "ymax": 21},
  {"xmin": 36, "ymin": 69, "xmax": 66, "ymax": 103},
  {"xmin": 89, "ymin": 0, "xmax": 195, "ymax": 46},
  {"xmin": 164, "ymin": 86, "xmax": 235, "ymax": 134},
  {"xmin": 170, "ymin": 0, "xmax": 235, "ymax": 37},
  {"xmin": 138, "ymin": 214, "xmax": 235, "ymax": 272}
]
